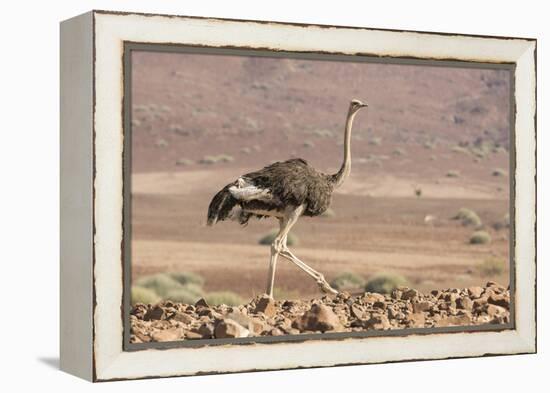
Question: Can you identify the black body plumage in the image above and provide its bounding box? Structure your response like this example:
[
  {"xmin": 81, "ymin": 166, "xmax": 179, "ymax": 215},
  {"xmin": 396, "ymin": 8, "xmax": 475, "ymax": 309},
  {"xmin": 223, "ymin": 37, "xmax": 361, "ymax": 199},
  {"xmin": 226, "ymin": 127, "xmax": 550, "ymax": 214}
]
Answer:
[{"xmin": 207, "ymin": 158, "xmax": 335, "ymax": 225}]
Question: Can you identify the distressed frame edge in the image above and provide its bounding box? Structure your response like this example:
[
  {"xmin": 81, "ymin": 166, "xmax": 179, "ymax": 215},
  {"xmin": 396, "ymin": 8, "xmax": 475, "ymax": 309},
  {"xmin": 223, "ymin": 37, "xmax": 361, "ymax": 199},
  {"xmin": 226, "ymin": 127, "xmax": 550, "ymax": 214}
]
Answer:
[
  {"xmin": 59, "ymin": 10, "xmax": 95, "ymax": 381},
  {"xmin": 91, "ymin": 11, "xmax": 537, "ymax": 381}
]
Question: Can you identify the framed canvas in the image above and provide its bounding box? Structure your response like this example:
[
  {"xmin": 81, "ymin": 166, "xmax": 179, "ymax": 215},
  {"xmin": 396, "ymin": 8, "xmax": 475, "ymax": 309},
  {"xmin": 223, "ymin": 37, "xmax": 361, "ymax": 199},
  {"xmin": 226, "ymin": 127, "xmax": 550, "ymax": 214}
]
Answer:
[{"xmin": 60, "ymin": 10, "xmax": 537, "ymax": 382}]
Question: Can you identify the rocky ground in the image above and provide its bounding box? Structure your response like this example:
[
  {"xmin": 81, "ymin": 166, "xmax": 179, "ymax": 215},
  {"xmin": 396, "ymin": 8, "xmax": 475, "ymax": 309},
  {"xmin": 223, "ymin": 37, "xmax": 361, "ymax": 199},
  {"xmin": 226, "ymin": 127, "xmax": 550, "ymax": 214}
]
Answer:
[{"xmin": 130, "ymin": 282, "xmax": 510, "ymax": 343}]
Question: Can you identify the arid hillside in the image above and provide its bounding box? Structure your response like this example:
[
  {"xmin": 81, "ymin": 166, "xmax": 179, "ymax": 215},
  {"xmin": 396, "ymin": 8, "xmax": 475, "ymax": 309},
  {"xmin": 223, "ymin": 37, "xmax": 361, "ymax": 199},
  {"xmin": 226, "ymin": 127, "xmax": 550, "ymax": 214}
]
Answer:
[{"xmin": 129, "ymin": 51, "xmax": 511, "ymax": 302}]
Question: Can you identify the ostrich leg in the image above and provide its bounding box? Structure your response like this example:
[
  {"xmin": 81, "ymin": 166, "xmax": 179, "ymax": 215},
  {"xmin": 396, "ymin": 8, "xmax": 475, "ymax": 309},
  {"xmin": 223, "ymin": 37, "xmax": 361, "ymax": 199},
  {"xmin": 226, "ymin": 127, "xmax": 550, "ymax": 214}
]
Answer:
[
  {"xmin": 278, "ymin": 207, "xmax": 339, "ymax": 295},
  {"xmin": 266, "ymin": 218, "xmax": 285, "ymax": 298}
]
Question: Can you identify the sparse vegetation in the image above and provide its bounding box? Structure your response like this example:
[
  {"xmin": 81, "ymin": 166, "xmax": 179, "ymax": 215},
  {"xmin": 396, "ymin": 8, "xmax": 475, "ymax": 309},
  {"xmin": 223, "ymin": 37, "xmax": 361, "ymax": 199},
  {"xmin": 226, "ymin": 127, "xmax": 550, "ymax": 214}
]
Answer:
[
  {"xmin": 492, "ymin": 168, "xmax": 508, "ymax": 177},
  {"xmin": 154, "ymin": 138, "xmax": 169, "ymax": 148},
  {"xmin": 330, "ymin": 272, "xmax": 366, "ymax": 291},
  {"xmin": 478, "ymin": 257, "xmax": 506, "ymax": 276},
  {"xmin": 205, "ymin": 291, "xmax": 244, "ymax": 306},
  {"xmin": 451, "ymin": 145, "xmax": 471, "ymax": 155},
  {"xmin": 469, "ymin": 230, "xmax": 491, "ymax": 245},
  {"xmin": 165, "ymin": 285, "xmax": 204, "ymax": 304},
  {"xmin": 135, "ymin": 273, "xmax": 183, "ymax": 297},
  {"xmin": 175, "ymin": 158, "xmax": 193, "ymax": 166},
  {"xmin": 368, "ymin": 137, "xmax": 382, "ymax": 146},
  {"xmin": 199, "ymin": 154, "xmax": 234, "ymax": 165},
  {"xmin": 446, "ymin": 170, "xmax": 460, "ymax": 178},
  {"xmin": 392, "ymin": 148, "xmax": 406, "ymax": 156},
  {"xmin": 273, "ymin": 287, "xmax": 300, "ymax": 300},
  {"xmin": 303, "ymin": 140, "xmax": 315, "ymax": 148},
  {"xmin": 492, "ymin": 213, "xmax": 510, "ymax": 230},
  {"xmin": 259, "ymin": 230, "xmax": 299, "ymax": 246},
  {"xmin": 365, "ymin": 273, "xmax": 408, "ymax": 294},
  {"xmin": 453, "ymin": 208, "xmax": 482, "ymax": 227},
  {"xmin": 168, "ymin": 272, "xmax": 205, "ymax": 287},
  {"xmin": 131, "ymin": 286, "xmax": 160, "ymax": 305}
]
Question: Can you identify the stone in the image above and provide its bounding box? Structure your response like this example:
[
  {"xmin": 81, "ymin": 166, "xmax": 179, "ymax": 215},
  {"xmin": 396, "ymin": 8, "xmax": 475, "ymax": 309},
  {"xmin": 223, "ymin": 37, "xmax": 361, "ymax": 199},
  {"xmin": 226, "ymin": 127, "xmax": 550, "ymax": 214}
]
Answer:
[
  {"xmin": 185, "ymin": 331, "xmax": 203, "ymax": 339},
  {"xmin": 456, "ymin": 297, "xmax": 473, "ymax": 310},
  {"xmin": 293, "ymin": 304, "xmax": 343, "ymax": 332},
  {"xmin": 467, "ymin": 286, "xmax": 484, "ymax": 298},
  {"xmin": 488, "ymin": 294, "xmax": 509, "ymax": 308},
  {"xmin": 214, "ymin": 319, "xmax": 250, "ymax": 338},
  {"xmin": 436, "ymin": 314, "xmax": 471, "ymax": 327},
  {"xmin": 195, "ymin": 298, "xmax": 209, "ymax": 308},
  {"xmin": 151, "ymin": 328, "xmax": 183, "ymax": 342},
  {"xmin": 144, "ymin": 306, "xmax": 165, "ymax": 321},
  {"xmin": 197, "ymin": 322, "xmax": 215, "ymax": 338},
  {"xmin": 227, "ymin": 311, "xmax": 266, "ymax": 335},
  {"xmin": 351, "ymin": 304, "xmax": 367, "ymax": 320},
  {"xmin": 486, "ymin": 304, "xmax": 507, "ymax": 317},
  {"xmin": 173, "ymin": 312, "xmax": 195, "ymax": 324},
  {"xmin": 365, "ymin": 314, "xmax": 391, "ymax": 329},
  {"xmin": 270, "ymin": 328, "xmax": 284, "ymax": 336},
  {"xmin": 254, "ymin": 295, "xmax": 276, "ymax": 317},
  {"xmin": 407, "ymin": 313, "xmax": 426, "ymax": 327},
  {"xmin": 413, "ymin": 301, "xmax": 432, "ymax": 313},
  {"xmin": 401, "ymin": 289, "xmax": 419, "ymax": 301},
  {"xmin": 373, "ymin": 301, "xmax": 386, "ymax": 310}
]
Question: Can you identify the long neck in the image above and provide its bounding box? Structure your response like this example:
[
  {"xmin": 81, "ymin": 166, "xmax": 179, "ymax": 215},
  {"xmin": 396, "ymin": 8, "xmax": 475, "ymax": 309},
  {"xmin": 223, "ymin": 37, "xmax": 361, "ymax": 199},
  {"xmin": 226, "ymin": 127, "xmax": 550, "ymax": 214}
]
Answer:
[{"xmin": 332, "ymin": 108, "xmax": 357, "ymax": 188}]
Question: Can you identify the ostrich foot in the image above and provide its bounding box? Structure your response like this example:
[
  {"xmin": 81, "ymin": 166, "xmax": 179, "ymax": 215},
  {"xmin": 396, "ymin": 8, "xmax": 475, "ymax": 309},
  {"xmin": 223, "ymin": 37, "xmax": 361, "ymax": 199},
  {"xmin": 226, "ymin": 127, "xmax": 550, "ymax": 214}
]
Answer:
[{"xmin": 317, "ymin": 278, "xmax": 339, "ymax": 295}]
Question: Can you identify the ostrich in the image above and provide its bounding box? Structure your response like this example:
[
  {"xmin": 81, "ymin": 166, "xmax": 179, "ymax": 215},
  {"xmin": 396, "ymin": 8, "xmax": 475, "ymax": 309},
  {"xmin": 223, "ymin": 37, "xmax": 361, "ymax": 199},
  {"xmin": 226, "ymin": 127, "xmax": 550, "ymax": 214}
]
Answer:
[{"xmin": 207, "ymin": 99, "xmax": 368, "ymax": 298}]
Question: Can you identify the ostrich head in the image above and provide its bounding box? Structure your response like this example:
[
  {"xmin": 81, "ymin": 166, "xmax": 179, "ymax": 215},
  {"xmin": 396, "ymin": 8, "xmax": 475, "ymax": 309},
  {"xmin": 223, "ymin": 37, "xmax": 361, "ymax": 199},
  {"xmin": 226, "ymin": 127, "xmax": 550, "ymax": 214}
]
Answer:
[{"xmin": 349, "ymin": 99, "xmax": 368, "ymax": 113}]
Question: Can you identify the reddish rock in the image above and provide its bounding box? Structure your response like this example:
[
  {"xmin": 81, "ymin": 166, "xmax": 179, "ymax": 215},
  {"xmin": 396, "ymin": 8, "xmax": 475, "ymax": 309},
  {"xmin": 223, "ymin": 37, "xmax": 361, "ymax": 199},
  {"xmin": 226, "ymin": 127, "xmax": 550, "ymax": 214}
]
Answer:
[
  {"xmin": 214, "ymin": 319, "xmax": 249, "ymax": 338},
  {"xmin": 254, "ymin": 295, "xmax": 277, "ymax": 317},
  {"xmin": 144, "ymin": 306, "xmax": 165, "ymax": 321},
  {"xmin": 151, "ymin": 328, "xmax": 183, "ymax": 342},
  {"xmin": 293, "ymin": 304, "xmax": 343, "ymax": 332}
]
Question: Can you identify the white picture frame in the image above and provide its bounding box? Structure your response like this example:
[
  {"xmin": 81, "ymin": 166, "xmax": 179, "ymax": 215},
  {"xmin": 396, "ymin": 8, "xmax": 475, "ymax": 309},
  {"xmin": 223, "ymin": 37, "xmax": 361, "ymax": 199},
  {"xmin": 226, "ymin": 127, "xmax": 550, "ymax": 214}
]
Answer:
[{"xmin": 60, "ymin": 10, "xmax": 536, "ymax": 381}]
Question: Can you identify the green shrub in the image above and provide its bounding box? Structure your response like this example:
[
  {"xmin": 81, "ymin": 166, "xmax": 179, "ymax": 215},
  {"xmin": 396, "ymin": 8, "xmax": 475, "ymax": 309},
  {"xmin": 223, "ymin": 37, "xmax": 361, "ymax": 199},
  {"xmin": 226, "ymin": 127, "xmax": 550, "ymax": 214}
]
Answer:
[
  {"xmin": 392, "ymin": 148, "xmax": 406, "ymax": 156},
  {"xmin": 330, "ymin": 272, "xmax": 366, "ymax": 291},
  {"xmin": 273, "ymin": 287, "xmax": 300, "ymax": 300},
  {"xmin": 168, "ymin": 272, "xmax": 205, "ymax": 287},
  {"xmin": 478, "ymin": 257, "xmax": 506, "ymax": 276},
  {"xmin": 259, "ymin": 230, "xmax": 299, "ymax": 246},
  {"xmin": 131, "ymin": 286, "xmax": 160, "ymax": 305},
  {"xmin": 365, "ymin": 273, "xmax": 408, "ymax": 294},
  {"xmin": 175, "ymin": 158, "xmax": 193, "ymax": 166},
  {"xmin": 135, "ymin": 273, "xmax": 183, "ymax": 297},
  {"xmin": 368, "ymin": 137, "xmax": 382, "ymax": 146},
  {"xmin": 451, "ymin": 145, "xmax": 471, "ymax": 155},
  {"xmin": 492, "ymin": 168, "xmax": 507, "ymax": 177},
  {"xmin": 453, "ymin": 207, "xmax": 482, "ymax": 227},
  {"xmin": 165, "ymin": 285, "xmax": 204, "ymax": 304},
  {"xmin": 205, "ymin": 291, "xmax": 244, "ymax": 306},
  {"xmin": 492, "ymin": 213, "xmax": 510, "ymax": 230},
  {"xmin": 469, "ymin": 230, "xmax": 491, "ymax": 245},
  {"xmin": 446, "ymin": 170, "xmax": 460, "ymax": 178}
]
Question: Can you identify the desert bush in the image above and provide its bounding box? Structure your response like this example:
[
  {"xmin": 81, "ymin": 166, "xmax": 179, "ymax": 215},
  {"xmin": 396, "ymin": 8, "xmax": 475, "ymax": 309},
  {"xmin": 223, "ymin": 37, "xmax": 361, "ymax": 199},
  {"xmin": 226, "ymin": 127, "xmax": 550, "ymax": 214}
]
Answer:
[
  {"xmin": 154, "ymin": 138, "xmax": 169, "ymax": 148},
  {"xmin": 453, "ymin": 207, "xmax": 482, "ymax": 227},
  {"xmin": 131, "ymin": 286, "xmax": 160, "ymax": 305},
  {"xmin": 175, "ymin": 158, "xmax": 193, "ymax": 166},
  {"xmin": 272, "ymin": 287, "xmax": 300, "ymax": 300},
  {"xmin": 303, "ymin": 140, "xmax": 314, "ymax": 148},
  {"xmin": 217, "ymin": 154, "xmax": 234, "ymax": 163},
  {"xmin": 168, "ymin": 272, "xmax": 205, "ymax": 287},
  {"xmin": 451, "ymin": 145, "xmax": 470, "ymax": 155},
  {"xmin": 330, "ymin": 272, "xmax": 366, "ymax": 291},
  {"xmin": 312, "ymin": 129, "xmax": 334, "ymax": 138},
  {"xmin": 259, "ymin": 230, "xmax": 299, "ymax": 246},
  {"xmin": 365, "ymin": 273, "xmax": 408, "ymax": 294},
  {"xmin": 240, "ymin": 147, "xmax": 252, "ymax": 154},
  {"xmin": 135, "ymin": 273, "xmax": 182, "ymax": 297},
  {"xmin": 368, "ymin": 137, "xmax": 382, "ymax": 146},
  {"xmin": 446, "ymin": 170, "xmax": 460, "ymax": 178},
  {"xmin": 492, "ymin": 213, "xmax": 510, "ymax": 230},
  {"xmin": 205, "ymin": 291, "xmax": 244, "ymax": 306},
  {"xmin": 320, "ymin": 208, "xmax": 336, "ymax": 218},
  {"xmin": 478, "ymin": 257, "xmax": 506, "ymax": 276},
  {"xmin": 469, "ymin": 230, "xmax": 491, "ymax": 245},
  {"xmin": 392, "ymin": 148, "xmax": 406, "ymax": 156},
  {"xmin": 165, "ymin": 284, "xmax": 204, "ymax": 304},
  {"xmin": 492, "ymin": 168, "xmax": 507, "ymax": 177},
  {"xmin": 423, "ymin": 141, "xmax": 435, "ymax": 149}
]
